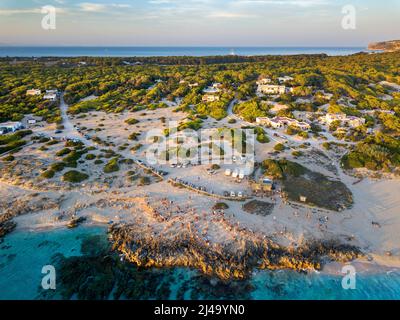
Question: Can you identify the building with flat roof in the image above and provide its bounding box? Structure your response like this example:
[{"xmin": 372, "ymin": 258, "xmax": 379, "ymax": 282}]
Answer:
[
  {"xmin": 26, "ymin": 89, "xmax": 41, "ymax": 96},
  {"xmin": 256, "ymin": 116, "xmax": 310, "ymax": 130},
  {"xmin": 202, "ymin": 94, "xmax": 220, "ymax": 103},
  {"xmin": 43, "ymin": 93, "xmax": 58, "ymax": 101},
  {"xmin": 257, "ymin": 84, "xmax": 293, "ymax": 95},
  {"xmin": 323, "ymin": 113, "xmax": 366, "ymax": 128},
  {"xmin": 256, "ymin": 78, "xmax": 272, "ymax": 85},
  {"xmin": 278, "ymin": 76, "xmax": 294, "ymax": 84},
  {"xmin": 0, "ymin": 121, "xmax": 23, "ymax": 134}
]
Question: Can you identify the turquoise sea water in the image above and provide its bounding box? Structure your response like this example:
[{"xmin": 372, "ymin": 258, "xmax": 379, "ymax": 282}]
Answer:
[
  {"xmin": 0, "ymin": 46, "xmax": 367, "ymax": 58},
  {"xmin": 0, "ymin": 227, "xmax": 399, "ymax": 300}
]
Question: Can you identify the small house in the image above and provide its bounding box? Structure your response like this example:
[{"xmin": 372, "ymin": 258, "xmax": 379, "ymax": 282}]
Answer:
[
  {"xmin": 256, "ymin": 78, "xmax": 272, "ymax": 85},
  {"xmin": 202, "ymin": 94, "xmax": 220, "ymax": 103},
  {"xmin": 278, "ymin": 76, "xmax": 294, "ymax": 84},
  {"xmin": 0, "ymin": 121, "xmax": 23, "ymax": 134},
  {"xmin": 43, "ymin": 93, "xmax": 58, "ymax": 101},
  {"xmin": 26, "ymin": 89, "xmax": 41, "ymax": 96}
]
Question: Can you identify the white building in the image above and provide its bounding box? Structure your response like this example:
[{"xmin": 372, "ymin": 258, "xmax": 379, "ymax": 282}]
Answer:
[
  {"xmin": 278, "ymin": 76, "xmax": 294, "ymax": 84},
  {"xmin": 294, "ymin": 121, "xmax": 311, "ymax": 131},
  {"xmin": 202, "ymin": 94, "xmax": 220, "ymax": 103},
  {"xmin": 43, "ymin": 93, "xmax": 58, "ymax": 101},
  {"xmin": 257, "ymin": 85, "xmax": 291, "ymax": 95},
  {"xmin": 316, "ymin": 90, "xmax": 334, "ymax": 100},
  {"xmin": 0, "ymin": 121, "xmax": 23, "ymax": 134},
  {"xmin": 323, "ymin": 113, "xmax": 366, "ymax": 128},
  {"xmin": 256, "ymin": 117, "xmax": 310, "ymax": 131},
  {"xmin": 26, "ymin": 89, "xmax": 41, "ymax": 96},
  {"xmin": 212, "ymin": 83, "xmax": 222, "ymax": 89},
  {"xmin": 256, "ymin": 78, "xmax": 272, "ymax": 85},
  {"xmin": 203, "ymin": 84, "xmax": 221, "ymax": 94},
  {"xmin": 46, "ymin": 89, "xmax": 59, "ymax": 95},
  {"xmin": 346, "ymin": 116, "xmax": 366, "ymax": 128}
]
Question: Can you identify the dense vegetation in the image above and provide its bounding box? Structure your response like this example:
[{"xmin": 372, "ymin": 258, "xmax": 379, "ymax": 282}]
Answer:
[
  {"xmin": 0, "ymin": 130, "xmax": 32, "ymax": 154},
  {"xmin": 262, "ymin": 159, "xmax": 353, "ymax": 211},
  {"xmin": 62, "ymin": 170, "xmax": 89, "ymax": 183},
  {"xmin": 1, "ymin": 52, "xmax": 399, "ymax": 171}
]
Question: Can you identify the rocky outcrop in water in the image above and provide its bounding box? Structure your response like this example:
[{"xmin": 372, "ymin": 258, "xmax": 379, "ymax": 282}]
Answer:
[
  {"xmin": 0, "ymin": 195, "xmax": 61, "ymax": 238},
  {"xmin": 109, "ymin": 224, "xmax": 361, "ymax": 280},
  {"xmin": 0, "ymin": 220, "xmax": 16, "ymax": 238}
]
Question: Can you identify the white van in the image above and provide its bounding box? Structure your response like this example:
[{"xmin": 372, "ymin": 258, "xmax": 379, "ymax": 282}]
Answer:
[{"xmin": 232, "ymin": 169, "xmax": 239, "ymax": 178}]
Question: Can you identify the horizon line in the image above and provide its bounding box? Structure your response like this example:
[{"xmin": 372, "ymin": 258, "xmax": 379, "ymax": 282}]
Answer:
[{"xmin": 0, "ymin": 45, "xmax": 367, "ymax": 48}]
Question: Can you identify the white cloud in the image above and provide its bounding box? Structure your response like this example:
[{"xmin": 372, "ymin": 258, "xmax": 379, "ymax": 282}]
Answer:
[
  {"xmin": 0, "ymin": 8, "xmax": 41, "ymax": 15},
  {"xmin": 78, "ymin": 3, "xmax": 107, "ymax": 12},
  {"xmin": 207, "ymin": 12, "xmax": 256, "ymax": 18},
  {"xmin": 234, "ymin": 0, "xmax": 328, "ymax": 7},
  {"xmin": 78, "ymin": 2, "xmax": 132, "ymax": 13}
]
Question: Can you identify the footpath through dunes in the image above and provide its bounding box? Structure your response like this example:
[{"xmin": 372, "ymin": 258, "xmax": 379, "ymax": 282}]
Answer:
[{"xmin": 108, "ymin": 196, "xmax": 362, "ymax": 280}]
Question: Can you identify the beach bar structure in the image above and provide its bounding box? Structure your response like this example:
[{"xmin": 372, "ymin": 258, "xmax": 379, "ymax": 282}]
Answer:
[{"xmin": 0, "ymin": 121, "xmax": 23, "ymax": 135}]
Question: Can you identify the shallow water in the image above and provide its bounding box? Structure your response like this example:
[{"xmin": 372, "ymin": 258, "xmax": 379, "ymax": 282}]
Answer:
[{"xmin": 0, "ymin": 227, "xmax": 399, "ymax": 300}]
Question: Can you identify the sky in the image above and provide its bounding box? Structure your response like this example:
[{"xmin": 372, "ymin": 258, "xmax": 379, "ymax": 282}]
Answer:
[{"xmin": 0, "ymin": 0, "xmax": 399, "ymax": 46}]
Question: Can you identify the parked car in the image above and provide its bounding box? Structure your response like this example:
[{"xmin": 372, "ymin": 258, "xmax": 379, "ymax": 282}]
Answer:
[
  {"xmin": 230, "ymin": 191, "xmax": 236, "ymax": 197},
  {"xmin": 232, "ymin": 170, "xmax": 239, "ymax": 178}
]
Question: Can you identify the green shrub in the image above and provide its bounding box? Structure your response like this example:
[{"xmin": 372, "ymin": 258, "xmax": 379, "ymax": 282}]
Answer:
[
  {"xmin": 322, "ymin": 142, "xmax": 331, "ymax": 150},
  {"xmin": 274, "ymin": 143, "xmax": 285, "ymax": 152},
  {"xmin": 2, "ymin": 155, "xmax": 15, "ymax": 162},
  {"xmin": 85, "ymin": 154, "xmax": 96, "ymax": 160},
  {"xmin": 50, "ymin": 162, "xmax": 66, "ymax": 172},
  {"xmin": 56, "ymin": 148, "xmax": 72, "ymax": 157},
  {"xmin": 0, "ymin": 140, "xmax": 26, "ymax": 154},
  {"xmin": 128, "ymin": 132, "xmax": 139, "ymax": 140},
  {"xmin": 104, "ymin": 158, "xmax": 120, "ymax": 173},
  {"xmin": 292, "ymin": 151, "xmax": 303, "ymax": 157},
  {"xmin": 41, "ymin": 169, "xmax": 55, "ymax": 179},
  {"xmin": 125, "ymin": 118, "xmax": 139, "ymax": 125},
  {"xmin": 131, "ymin": 144, "xmax": 143, "ymax": 152},
  {"xmin": 47, "ymin": 140, "xmax": 59, "ymax": 146},
  {"xmin": 138, "ymin": 176, "xmax": 151, "ymax": 186},
  {"xmin": 62, "ymin": 170, "xmax": 89, "ymax": 183},
  {"xmin": 213, "ymin": 202, "xmax": 229, "ymax": 210}
]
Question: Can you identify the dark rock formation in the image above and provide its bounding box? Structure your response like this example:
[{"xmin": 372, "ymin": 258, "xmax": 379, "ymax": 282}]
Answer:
[{"xmin": 109, "ymin": 224, "xmax": 362, "ymax": 280}]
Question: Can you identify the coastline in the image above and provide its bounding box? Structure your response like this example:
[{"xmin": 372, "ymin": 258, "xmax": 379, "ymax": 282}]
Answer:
[
  {"xmin": 0, "ymin": 46, "xmax": 367, "ymax": 58},
  {"xmin": 2, "ymin": 173, "xmax": 400, "ymax": 279}
]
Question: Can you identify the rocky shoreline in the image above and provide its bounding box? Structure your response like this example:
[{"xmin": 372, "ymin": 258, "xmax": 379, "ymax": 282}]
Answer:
[
  {"xmin": 109, "ymin": 224, "xmax": 361, "ymax": 280},
  {"xmin": 0, "ymin": 194, "xmax": 61, "ymax": 239}
]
